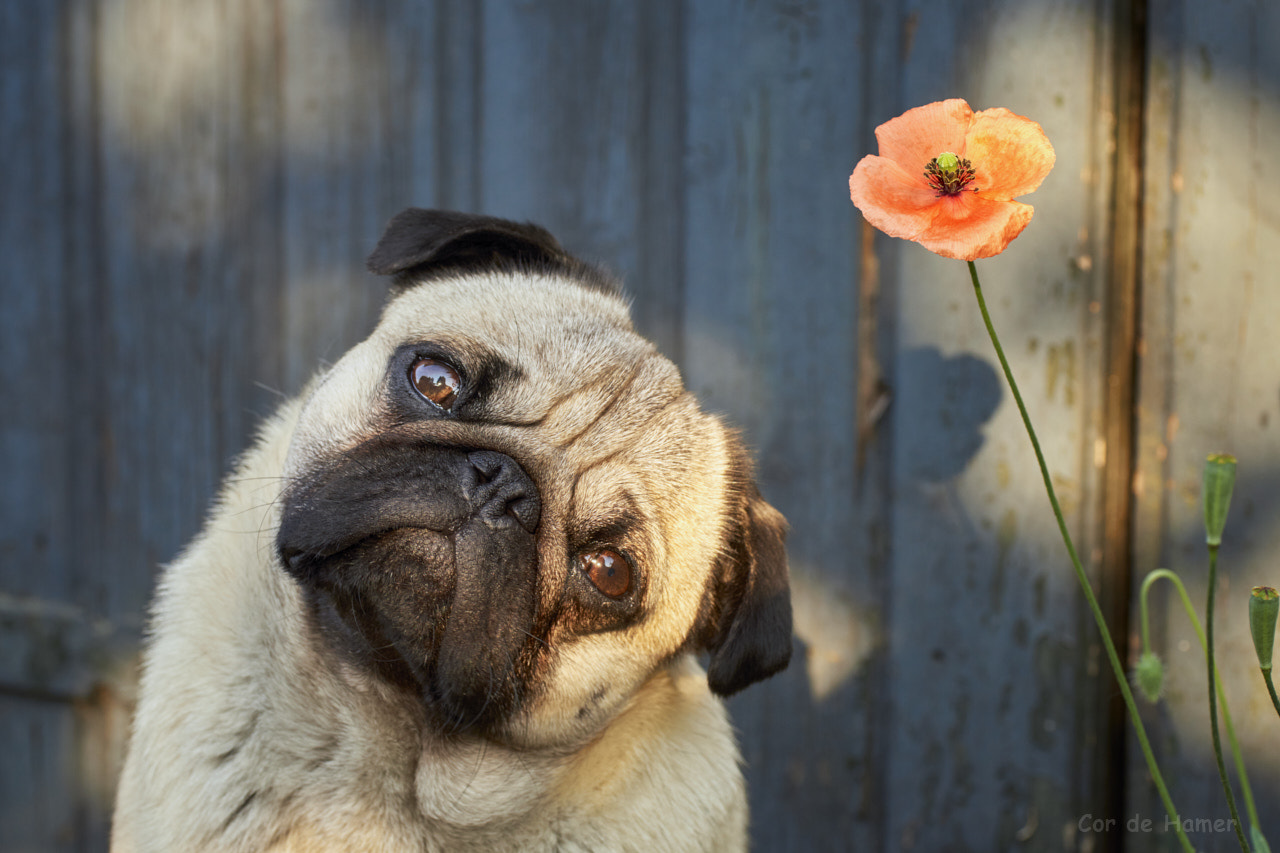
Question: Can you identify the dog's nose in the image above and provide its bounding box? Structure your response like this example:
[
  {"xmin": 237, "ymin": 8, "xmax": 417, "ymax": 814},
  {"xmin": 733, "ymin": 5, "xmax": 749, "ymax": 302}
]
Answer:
[{"xmin": 465, "ymin": 451, "xmax": 541, "ymax": 534}]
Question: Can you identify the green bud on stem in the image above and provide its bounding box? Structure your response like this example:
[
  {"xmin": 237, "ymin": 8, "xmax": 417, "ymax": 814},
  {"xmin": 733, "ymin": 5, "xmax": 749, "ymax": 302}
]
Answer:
[
  {"xmin": 1202, "ymin": 453, "xmax": 1237, "ymax": 548},
  {"xmin": 1250, "ymin": 586, "xmax": 1279, "ymax": 671},
  {"xmin": 1134, "ymin": 651, "xmax": 1165, "ymax": 703}
]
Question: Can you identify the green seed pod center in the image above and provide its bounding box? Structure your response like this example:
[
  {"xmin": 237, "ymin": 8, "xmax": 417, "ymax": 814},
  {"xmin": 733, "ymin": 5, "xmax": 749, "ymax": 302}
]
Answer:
[{"xmin": 925, "ymin": 151, "xmax": 977, "ymax": 196}]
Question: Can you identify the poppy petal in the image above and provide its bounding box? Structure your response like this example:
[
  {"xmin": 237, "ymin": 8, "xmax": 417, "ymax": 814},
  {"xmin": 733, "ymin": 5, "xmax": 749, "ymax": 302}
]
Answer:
[
  {"xmin": 874, "ymin": 99, "xmax": 973, "ymax": 173},
  {"xmin": 965, "ymin": 108, "xmax": 1056, "ymax": 200},
  {"xmin": 914, "ymin": 193, "xmax": 1036, "ymax": 261},
  {"xmin": 849, "ymin": 154, "xmax": 942, "ymax": 242}
]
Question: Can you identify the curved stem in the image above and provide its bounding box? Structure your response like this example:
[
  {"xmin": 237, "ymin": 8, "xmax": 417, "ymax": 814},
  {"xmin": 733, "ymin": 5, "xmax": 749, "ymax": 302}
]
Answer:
[
  {"xmin": 1140, "ymin": 570, "xmax": 1163, "ymax": 654},
  {"xmin": 967, "ymin": 262, "xmax": 1193, "ymax": 853},
  {"xmin": 1140, "ymin": 568, "xmax": 1261, "ymax": 834},
  {"xmin": 1263, "ymin": 669, "xmax": 1280, "ymax": 720},
  {"xmin": 1206, "ymin": 546, "xmax": 1250, "ymax": 851}
]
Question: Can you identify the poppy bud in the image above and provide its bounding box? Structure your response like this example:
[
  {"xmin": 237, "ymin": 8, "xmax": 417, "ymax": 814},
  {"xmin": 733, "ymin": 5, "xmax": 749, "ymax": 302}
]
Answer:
[
  {"xmin": 1202, "ymin": 453, "xmax": 1237, "ymax": 548},
  {"xmin": 1249, "ymin": 586, "xmax": 1279, "ymax": 672},
  {"xmin": 1134, "ymin": 651, "xmax": 1165, "ymax": 703}
]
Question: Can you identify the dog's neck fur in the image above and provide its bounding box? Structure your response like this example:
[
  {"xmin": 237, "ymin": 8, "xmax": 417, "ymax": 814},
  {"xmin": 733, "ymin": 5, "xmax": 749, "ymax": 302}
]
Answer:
[{"xmin": 112, "ymin": 395, "xmax": 745, "ymax": 853}]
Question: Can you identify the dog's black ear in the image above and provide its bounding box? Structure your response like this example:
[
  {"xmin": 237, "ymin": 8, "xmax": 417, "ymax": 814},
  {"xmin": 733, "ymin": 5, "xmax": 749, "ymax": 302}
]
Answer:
[
  {"xmin": 366, "ymin": 208, "xmax": 569, "ymax": 281},
  {"xmin": 702, "ymin": 461, "xmax": 793, "ymax": 698}
]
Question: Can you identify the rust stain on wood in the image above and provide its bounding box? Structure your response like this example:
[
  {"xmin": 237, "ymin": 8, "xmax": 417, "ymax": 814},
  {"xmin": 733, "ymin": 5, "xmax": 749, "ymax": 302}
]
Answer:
[{"xmin": 856, "ymin": 219, "xmax": 889, "ymax": 477}]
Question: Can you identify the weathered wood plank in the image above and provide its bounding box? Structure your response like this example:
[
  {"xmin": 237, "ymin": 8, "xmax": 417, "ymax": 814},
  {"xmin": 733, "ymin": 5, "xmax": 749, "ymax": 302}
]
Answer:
[
  {"xmin": 1131, "ymin": 0, "xmax": 1280, "ymax": 846},
  {"xmin": 684, "ymin": 1, "xmax": 886, "ymax": 847},
  {"xmin": 0, "ymin": 4, "xmax": 131, "ymax": 848},
  {"xmin": 476, "ymin": 0, "xmax": 686, "ymax": 359},
  {"xmin": 0, "ymin": 695, "xmax": 80, "ymax": 853},
  {"xmin": 884, "ymin": 1, "xmax": 1125, "ymax": 848},
  {"xmin": 277, "ymin": 0, "xmax": 392, "ymax": 391},
  {"xmin": 86, "ymin": 0, "xmax": 280, "ymax": 621},
  {"xmin": 0, "ymin": 0, "xmax": 76, "ymax": 607}
]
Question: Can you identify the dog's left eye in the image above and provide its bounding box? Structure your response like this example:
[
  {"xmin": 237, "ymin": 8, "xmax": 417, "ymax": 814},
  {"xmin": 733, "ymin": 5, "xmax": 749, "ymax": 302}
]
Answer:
[
  {"xmin": 579, "ymin": 549, "xmax": 632, "ymax": 599},
  {"xmin": 410, "ymin": 358, "xmax": 461, "ymax": 411}
]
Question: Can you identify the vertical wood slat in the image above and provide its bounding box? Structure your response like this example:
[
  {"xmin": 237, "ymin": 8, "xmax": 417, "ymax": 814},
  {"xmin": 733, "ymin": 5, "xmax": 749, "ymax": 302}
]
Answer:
[
  {"xmin": 1095, "ymin": 0, "xmax": 1147, "ymax": 842},
  {"xmin": 0, "ymin": 696, "xmax": 79, "ymax": 853},
  {"xmin": 1131, "ymin": 0, "xmax": 1280, "ymax": 845},
  {"xmin": 682, "ymin": 2, "xmax": 881, "ymax": 847},
  {"xmin": 0, "ymin": 0, "xmax": 76, "ymax": 607},
  {"xmin": 278, "ymin": 0, "xmax": 390, "ymax": 391},
  {"xmin": 884, "ymin": 1, "xmax": 1126, "ymax": 848},
  {"xmin": 475, "ymin": 0, "xmax": 686, "ymax": 359},
  {"xmin": 94, "ymin": 0, "xmax": 234, "ymax": 612},
  {"xmin": 2, "ymin": 4, "xmax": 118, "ymax": 849}
]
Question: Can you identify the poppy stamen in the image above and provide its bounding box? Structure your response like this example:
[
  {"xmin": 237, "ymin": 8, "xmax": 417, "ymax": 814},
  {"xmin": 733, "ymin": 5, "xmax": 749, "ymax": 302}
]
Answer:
[{"xmin": 924, "ymin": 152, "xmax": 978, "ymax": 196}]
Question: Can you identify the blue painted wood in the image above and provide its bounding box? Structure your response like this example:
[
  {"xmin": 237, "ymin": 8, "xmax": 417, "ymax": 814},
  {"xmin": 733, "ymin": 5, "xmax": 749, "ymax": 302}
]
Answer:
[
  {"xmin": 882, "ymin": 1, "xmax": 1138, "ymax": 846},
  {"xmin": 1131, "ymin": 0, "xmax": 1280, "ymax": 848},
  {"xmin": 476, "ymin": 0, "xmax": 687, "ymax": 359},
  {"xmin": 3, "ymin": 1, "xmax": 1278, "ymax": 850},
  {"xmin": 682, "ymin": 1, "xmax": 887, "ymax": 846},
  {"xmin": 0, "ymin": 696, "xmax": 80, "ymax": 853},
  {"xmin": 0, "ymin": 0, "xmax": 76, "ymax": 607}
]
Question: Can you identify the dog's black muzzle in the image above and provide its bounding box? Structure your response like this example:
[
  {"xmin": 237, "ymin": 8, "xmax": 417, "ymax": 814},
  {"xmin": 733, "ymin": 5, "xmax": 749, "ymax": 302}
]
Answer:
[{"xmin": 278, "ymin": 443, "xmax": 543, "ymax": 732}]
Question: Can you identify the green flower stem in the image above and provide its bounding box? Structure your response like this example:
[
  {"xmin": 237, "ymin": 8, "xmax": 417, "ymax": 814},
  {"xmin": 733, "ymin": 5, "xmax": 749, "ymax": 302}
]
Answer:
[
  {"xmin": 1263, "ymin": 669, "xmax": 1280, "ymax": 720},
  {"xmin": 1206, "ymin": 546, "xmax": 1251, "ymax": 852},
  {"xmin": 967, "ymin": 262, "xmax": 1193, "ymax": 853},
  {"xmin": 1139, "ymin": 569, "xmax": 1261, "ymax": 836}
]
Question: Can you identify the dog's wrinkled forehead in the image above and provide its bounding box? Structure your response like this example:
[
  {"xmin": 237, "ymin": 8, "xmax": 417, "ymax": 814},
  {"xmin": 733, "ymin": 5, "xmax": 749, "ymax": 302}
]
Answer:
[
  {"xmin": 284, "ymin": 269, "xmax": 688, "ymax": 479},
  {"xmin": 383, "ymin": 272, "xmax": 678, "ymax": 434}
]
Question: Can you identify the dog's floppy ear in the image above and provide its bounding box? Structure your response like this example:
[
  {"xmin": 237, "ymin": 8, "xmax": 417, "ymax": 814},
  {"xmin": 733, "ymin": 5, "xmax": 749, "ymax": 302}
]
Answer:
[
  {"xmin": 702, "ymin": 457, "xmax": 793, "ymax": 698},
  {"xmin": 366, "ymin": 208, "xmax": 569, "ymax": 281}
]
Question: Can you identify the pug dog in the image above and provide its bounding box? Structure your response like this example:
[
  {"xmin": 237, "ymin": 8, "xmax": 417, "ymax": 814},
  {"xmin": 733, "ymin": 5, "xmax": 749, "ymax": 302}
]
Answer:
[{"xmin": 111, "ymin": 209, "xmax": 792, "ymax": 852}]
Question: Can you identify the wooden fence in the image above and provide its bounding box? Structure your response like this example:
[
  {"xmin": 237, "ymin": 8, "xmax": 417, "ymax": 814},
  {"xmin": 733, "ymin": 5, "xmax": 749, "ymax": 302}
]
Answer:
[{"xmin": 2, "ymin": 0, "xmax": 1277, "ymax": 850}]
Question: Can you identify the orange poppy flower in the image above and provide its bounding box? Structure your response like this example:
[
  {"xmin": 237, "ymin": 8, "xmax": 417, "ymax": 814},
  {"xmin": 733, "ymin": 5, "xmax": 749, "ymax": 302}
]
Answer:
[{"xmin": 848, "ymin": 99, "xmax": 1055, "ymax": 261}]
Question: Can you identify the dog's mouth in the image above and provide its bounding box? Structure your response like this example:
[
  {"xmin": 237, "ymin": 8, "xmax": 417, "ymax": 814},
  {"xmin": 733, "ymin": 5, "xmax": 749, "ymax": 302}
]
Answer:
[{"xmin": 277, "ymin": 440, "xmax": 545, "ymax": 733}]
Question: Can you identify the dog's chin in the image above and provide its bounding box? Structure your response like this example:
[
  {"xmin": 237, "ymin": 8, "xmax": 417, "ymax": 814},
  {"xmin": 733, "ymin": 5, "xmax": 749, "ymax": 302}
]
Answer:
[{"xmin": 290, "ymin": 529, "xmax": 542, "ymax": 738}]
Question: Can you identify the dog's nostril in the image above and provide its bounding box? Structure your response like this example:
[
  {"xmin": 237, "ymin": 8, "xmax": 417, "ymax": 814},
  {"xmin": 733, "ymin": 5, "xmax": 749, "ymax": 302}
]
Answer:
[
  {"xmin": 466, "ymin": 451, "xmax": 541, "ymax": 533},
  {"xmin": 469, "ymin": 452, "xmax": 501, "ymax": 484},
  {"xmin": 505, "ymin": 494, "xmax": 541, "ymax": 534}
]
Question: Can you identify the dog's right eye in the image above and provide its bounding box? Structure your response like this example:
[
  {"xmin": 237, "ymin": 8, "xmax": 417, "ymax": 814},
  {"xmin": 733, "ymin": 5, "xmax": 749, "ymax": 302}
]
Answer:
[
  {"xmin": 578, "ymin": 549, "xmax": 632, "ymax": 599},
  {"xmin": 410, "ymin": 358, "xmax": 461, "ymax": 411}
]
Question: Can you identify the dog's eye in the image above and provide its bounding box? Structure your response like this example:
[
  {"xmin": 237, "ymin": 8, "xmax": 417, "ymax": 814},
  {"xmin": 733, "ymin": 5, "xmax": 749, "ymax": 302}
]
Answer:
[
  {"xmin": 579, "ymin": 549, "xmax": 631, "ymax": 599},
  {"xmin": 410, "ymin": 358, "xmax": 461, "ymax": 411}
]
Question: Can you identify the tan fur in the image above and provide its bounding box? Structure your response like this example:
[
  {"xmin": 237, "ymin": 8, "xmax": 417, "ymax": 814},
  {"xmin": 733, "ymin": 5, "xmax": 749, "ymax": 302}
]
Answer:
[{"xmin": 113, "ymin": 237, "xmax": 786, "ymax": 851}]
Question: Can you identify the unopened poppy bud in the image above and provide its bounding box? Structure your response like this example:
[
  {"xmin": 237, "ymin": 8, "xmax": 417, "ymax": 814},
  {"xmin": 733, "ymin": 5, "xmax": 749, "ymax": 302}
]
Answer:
[
  {"xmin": 1249, "ymin": 586, "xmax": 1279, "ymax": 671},
  {"xmin": 1134, "ymin": 651, "xmax": 1165, "ymax": 703},
  {"xmin": 1202, "ymin": 453, "xmax": 1237, "ymax": 547}
]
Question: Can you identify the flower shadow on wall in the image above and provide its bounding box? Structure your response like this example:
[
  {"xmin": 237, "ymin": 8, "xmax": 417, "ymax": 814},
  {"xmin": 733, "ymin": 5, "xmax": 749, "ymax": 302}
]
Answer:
[{"xmin": 897, "ymin": 349, "xmax": 1001, "ymax": 483}]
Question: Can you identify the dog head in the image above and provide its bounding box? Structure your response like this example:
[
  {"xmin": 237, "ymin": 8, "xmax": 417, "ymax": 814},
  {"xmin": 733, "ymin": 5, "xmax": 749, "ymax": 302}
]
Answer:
[{"xmin": 276, "ymin": 209, "xmax": 791, "ymax": 749}]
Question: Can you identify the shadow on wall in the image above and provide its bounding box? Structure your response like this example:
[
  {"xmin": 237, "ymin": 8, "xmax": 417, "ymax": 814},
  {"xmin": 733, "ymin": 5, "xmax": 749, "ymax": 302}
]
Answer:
[
  {"xmin": 897, "ymin": 349, "xmax": 1002, "ymax": 483},
  {"xmin": 786, "ymin": 348, "xmax": 1002, "ymax": 703}
]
